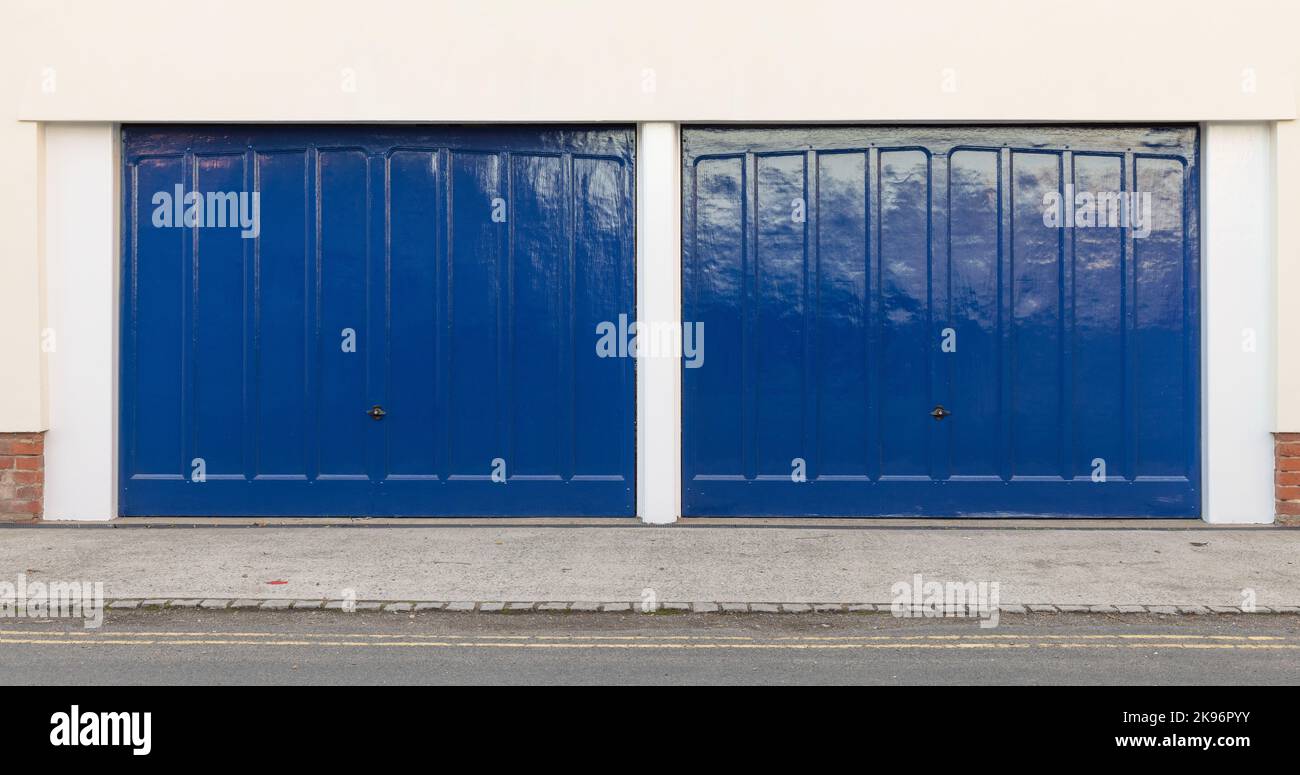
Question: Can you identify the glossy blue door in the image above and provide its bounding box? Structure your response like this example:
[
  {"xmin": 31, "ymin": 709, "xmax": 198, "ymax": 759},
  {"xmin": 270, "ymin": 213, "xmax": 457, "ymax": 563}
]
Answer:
[
  {"xmin": 121, "ymin": 125, "xmax": 635, "ymax": 516},
  {"xmin": 683, "ymin": 126, "xmax": 1200, "ymax": 517}
]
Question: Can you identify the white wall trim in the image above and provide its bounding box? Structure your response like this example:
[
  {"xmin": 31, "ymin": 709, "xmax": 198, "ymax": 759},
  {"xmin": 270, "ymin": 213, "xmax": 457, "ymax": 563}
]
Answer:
[
  {"xmin": 42, "ymin": 123, "xmax": 119, "ymax": 521},
  {"xmin": 635, "ymin": 122, "xmax": 682, "ymax": 524},
  {"xmin": 1202, "ymin": 122, "xmax": 1276, "ymax": 523}
]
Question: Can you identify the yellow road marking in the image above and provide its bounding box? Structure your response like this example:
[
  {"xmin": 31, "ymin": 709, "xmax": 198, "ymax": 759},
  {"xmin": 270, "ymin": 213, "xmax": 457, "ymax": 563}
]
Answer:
[
  {"xmin": 0, "ymin": 636, "xmax": 1296, "ymax": 651},
  {"xmin": 769, "ymin": 633, "xmax": 1287, "ymax": 642},
  {"xmin": 0, "ymin": 630, "xmax": 1289, "ymax": 642}
]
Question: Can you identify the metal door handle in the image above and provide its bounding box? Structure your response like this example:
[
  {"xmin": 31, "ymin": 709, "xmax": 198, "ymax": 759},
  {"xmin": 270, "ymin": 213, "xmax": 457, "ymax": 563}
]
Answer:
[
  {"xmin": 367, "ymin": 404, "xmax": 387, "ymax": 420},
  {"xmin": 930, "ymin": 405, "xmax": 951, "ymax": 420}
]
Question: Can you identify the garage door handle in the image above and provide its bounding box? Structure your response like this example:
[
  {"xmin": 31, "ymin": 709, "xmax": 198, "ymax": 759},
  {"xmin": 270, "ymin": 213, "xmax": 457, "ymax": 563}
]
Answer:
[
  {"xmin": 929, "ymin": 405, "xmax": 951, "ymax": 420},
  {"xmin": 367, "ymin": 404, "xmax": 387, "ymax": 420}
]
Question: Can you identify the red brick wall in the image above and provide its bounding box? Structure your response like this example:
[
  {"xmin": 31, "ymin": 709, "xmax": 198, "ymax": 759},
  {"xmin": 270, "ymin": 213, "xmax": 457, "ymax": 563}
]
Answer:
[
  {"xmin": 0, "ymin": 432, "xmax": 44, "ymax": 522},
  {"xmin": 1277, "ymin": 432, "xmax": 1300, "ymax": 525}
]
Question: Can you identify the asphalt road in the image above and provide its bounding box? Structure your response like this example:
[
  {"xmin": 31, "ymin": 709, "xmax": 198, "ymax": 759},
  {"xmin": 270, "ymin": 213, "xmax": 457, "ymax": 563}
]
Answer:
[{"xmin": 2, "ymin": 610, "xmax": 1298, "ymax": 685}]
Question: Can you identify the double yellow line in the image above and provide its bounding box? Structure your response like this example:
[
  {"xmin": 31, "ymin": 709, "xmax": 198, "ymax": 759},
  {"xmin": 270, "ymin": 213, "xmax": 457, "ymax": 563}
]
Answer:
[{"xmin": 0, "ymin": 630, "xmax": 1295, "ymax": 651}]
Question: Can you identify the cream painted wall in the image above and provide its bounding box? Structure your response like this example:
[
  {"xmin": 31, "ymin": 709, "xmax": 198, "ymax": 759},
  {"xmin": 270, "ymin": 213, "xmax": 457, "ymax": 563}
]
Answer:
[
  {"xmin": 0, "ymin": 2, "xmax": 46, "ymax": 431},
  {"xmin": 1275, "ymin": 121, "xmax": 1300, "ymax": 429},
  {"xmin": 4, "ymin": 0, "xmax": 1300, "ymax": 432},
  {"xmin": 0, "ymin": 121, "xmax": 45, "ymax": 431},
  {"xmin": 11, "ymin": 0, "xmax": 1299, "ymax": 122}
]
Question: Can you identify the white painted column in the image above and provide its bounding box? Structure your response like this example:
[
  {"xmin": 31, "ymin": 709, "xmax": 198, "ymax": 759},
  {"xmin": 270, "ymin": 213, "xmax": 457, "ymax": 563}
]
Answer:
[
  {"xmin": 43, "ymin": 123, "xmax": 119, "ymax": 520},
  {"xmin": 636, "ymin": 123, "xmax": 682, "ymax": 524},
  {"xmin": 1202, "ymin": 122, "xmax": 1275, "ymax": 523}
]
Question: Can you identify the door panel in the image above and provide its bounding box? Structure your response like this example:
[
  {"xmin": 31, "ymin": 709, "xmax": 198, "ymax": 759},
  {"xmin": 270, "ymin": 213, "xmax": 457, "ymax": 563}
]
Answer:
[
  {"xmin": 814, "ymin": 151, "xmax": 870, "ymax": 478},
  {"xmin": 254, "ymin": 150, "xmax": 311, "ymax": 479},
  {"xmin": 688, "ymin": 156, "xmax": 747, "ymax": 478},
  {"xmin": 446, "ymin": 150, "xmax": 505, "ymax": 479},
  {"xmin": 1134, "ymin": 157, "xmax": 1191, "ymax": 479},
  {"xmin": 121, "ymin": 125, "xmax": 635, "ymax": 516},
  {"xmin": 573, "ymin": 157, "xmax": 633, "ymax": 477},
  {"xmin": 682, "ymin": 126, "xmax": 1200, "ymax": 517},
  {"xmin": 1009, "ymin": 150, "xmax": 1064, "ymax": 478},
  {"xmin": 510, "ymin": 153, "xmax": 567, "ymax": 477},
  {"xmin": 1070, "ymin": 153, "xmax": 1127, "ymax": 480},
  {"xmin": 754, "ymin": 153, "xmax": 807, "ymax": 477},
  {"xmin": 386, "ymin": 149, "xmax": 442, "ymax": 478},
  {"xmin": 947, "ymin": 149, "xmax": 1001, "ymax": 477},
  {"xmin": 317, "ymin": 149, "xmax": 369, "ymax": 478},
  {"xmin": 130, "ymin": 156, "xmax": 186, "ymax": 477},
  {"xmin": 877, "ymin": 149, "xmax": 932, "ymax": 478}
]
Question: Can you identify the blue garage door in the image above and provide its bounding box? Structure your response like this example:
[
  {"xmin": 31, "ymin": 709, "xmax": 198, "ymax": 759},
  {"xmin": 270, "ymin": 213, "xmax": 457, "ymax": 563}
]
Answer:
[
  {"xmin": 121, "ymin": 125, "xmax": 635, "ymax": 516},
  {"xmin": 683, "ymin": 126, "xmax": 1199, "ymax": 517}
]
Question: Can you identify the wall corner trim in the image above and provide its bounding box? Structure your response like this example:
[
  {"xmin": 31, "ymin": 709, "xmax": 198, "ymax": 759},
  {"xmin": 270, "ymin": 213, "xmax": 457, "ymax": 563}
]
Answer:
[{"xmin": 635, "ymin": 122, "xmax": 682, "ymax": 524}]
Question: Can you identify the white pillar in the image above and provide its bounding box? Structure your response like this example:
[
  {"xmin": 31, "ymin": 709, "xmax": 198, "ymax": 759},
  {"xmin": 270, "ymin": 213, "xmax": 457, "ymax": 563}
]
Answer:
[
  {"xmin": 636, "ymin": 122, "xmax": 682, "ymax": 524},
  {"xmin": 43, "ymin": 123, "xmax": 119, "ymax": 520},
  {"xmin": 1202, "ymin": 122, "xmax": 1275, "ymax": 523}
]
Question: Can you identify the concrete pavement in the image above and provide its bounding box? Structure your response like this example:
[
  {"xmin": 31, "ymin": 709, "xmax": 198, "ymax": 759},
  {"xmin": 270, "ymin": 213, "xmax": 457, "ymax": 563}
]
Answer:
[{"xmin": 1, "ymin": 521, "xmax": 1297, "ymax": 608}]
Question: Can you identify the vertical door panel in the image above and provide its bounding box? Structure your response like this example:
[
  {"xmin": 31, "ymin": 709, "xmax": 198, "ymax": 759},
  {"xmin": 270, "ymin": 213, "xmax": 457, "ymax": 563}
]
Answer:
[
  {"xmin": 386, "ymin": 149, "xmax": 441, "ymax": 477},
  {"xmin": 1133, "ymin": 157, "xmax": 1190, "ymax": 478},
  {"xmin": 130, "ymin": 156, "xmax": 187, "ymax": 476},
  {"xmin": 1009, "ymin": 151, "xmax": 1064, "ymax": 478},
  {"xmin": 192, "ymin": 154, "xmax": 247, "ymax": 477},
  {"xmin": 446, "ymin": 151, "xmax": 504, "ymax": 478},
  {"xmin": 510, "ymin": 154, "xmax": 566, "ymax": 477},
  {"xmin": 754, "ymin": 154, "xmax": 807, "ymax": 476},
  {"xmin": 877, "ymin": 150, "xmax": 931, "ymax": 477},
  {"xmin": 253, "ymin": 151, "xmax": 310, "ymax": 477},
  {"xmin": 815, "ymin": 151, "xmax": 870, "ymax": 478},
  {"xmin": 947, "ymin": 149, "xmax": 1001, "ymax": 477},
  {"xmin": 317, "ymin": 149, "xmax": 369, "ymax": 477},
  {"xmin": 1070, "ymin": 154, "xmax": 1127, "ymax": 479},
  {"xmin": 573, "ymin": 157, "xmax": 630, "ymax": 477},
  {"xmin": 688, "ymin": 157, "xmax": 747, "ymax": 477}
]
